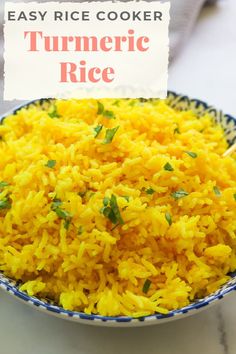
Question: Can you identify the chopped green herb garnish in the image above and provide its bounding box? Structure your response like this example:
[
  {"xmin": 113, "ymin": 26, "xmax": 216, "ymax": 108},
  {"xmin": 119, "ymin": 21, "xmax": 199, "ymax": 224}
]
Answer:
[
  {"xmin": 78, "ymin": 226, "xmax": 83, "ymax": 235},
  {"xmin": 0, "ymin": 181, "xmax": 9, "ymax": 189},
  {"xmin": 164, "ymin": 162, "xmax": 174, "ymax": 172},
  {"xmin": 184, "ymin": 151, "xmax": 198, "ymax": 158},
  {"xmin": 78, "ymin": 191, "xmax": 87, "ymax": 198},
  {"xmin": 94, "ymin": 125, "xmax": 103, "ymax": 138},
  {"xmin": 48, "ymin": 106, "xmax": 60, "ymax": 118},
  {"xmin": 45, "ymin": 160, "xmax": 56, "ymax": 168},
  {"xmin": 52, "ymin": 201, "xmax": 72, "ymax": 230},
  {"xmin": 110, "ymin": 194, "xmax": 124, "ymax": 225},
  {"xmin": 51, "ymin": 198, "xmax": 62, "ymax": 209},
  {"xmin": 103, "ymin": 110, "xmax": 115, "ymax": 119},
  {"xmin": 171, "ymin": 189, "xmax": 189, "ymax": 200},
  {"xmin": 97, "ymin": 101, "xmax": 104, "ymax": 115},
  {"xmin": 97, "ymin": 100, "xmax": 115, "ymax": 118},
  {"xmin": 122, "ymin": 196, "xmax": 130, "ymax": 202},
  {"xmin": 142, "ymin": 279, "xmax": 152, "ymax": 294},
  {"xmin": 112, "ymin": 100, "xmax": 120, "ymax": 107},
  {"xmin": 146, "ymin": 188, "xmax": 155, "ymax": 195},
  {"xmin": 101, "ymin": 194, "xmax": 124, "ymax": 226},
  {"xmin": 103, "ymin": 126, "xmax": 119, "ymax": 144},
  {"xmin": 55, "ymin": 208, "xmax": 71, "ymax": 220},
  {"xmin": 103, "ymin": 197, "xmax": 110, "ymax": 207},
  {"xmin": 0, "ymin": 118, "xmax": 6, "ymax": 126},
  {"xmin": 101, "ymin": 205, "xmax": 111, "ymax": 217},
  {"xmin": 213, "ymin": 186, "xmax": 221, "ymax": 196},
  {"xmin": 64, "ymin": 219, "xmax": 71, "ymax": 230},
  {"xmin": 56, "ymin": 209, "xmax": 72, "ymax": 230},
  {"xmin": 174, "ymin": 127, "xmax": 180, "ymax": 134},
  {"xmin": 234, "ymin": 193, "xmax": 236, "ymax": 201},
  {"xmin": 165, "ymin": 212, "xmax": 172, "ymax": 226},
  {"xmin": 0, "ymin": 198, "xmax": 11, "ymax": 210}
]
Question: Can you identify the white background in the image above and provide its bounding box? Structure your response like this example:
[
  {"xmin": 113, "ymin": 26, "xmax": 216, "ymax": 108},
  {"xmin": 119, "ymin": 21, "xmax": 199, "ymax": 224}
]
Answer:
[{"xmin": 0, "ymin": 1, "xmax": 236, "ymax": 353}]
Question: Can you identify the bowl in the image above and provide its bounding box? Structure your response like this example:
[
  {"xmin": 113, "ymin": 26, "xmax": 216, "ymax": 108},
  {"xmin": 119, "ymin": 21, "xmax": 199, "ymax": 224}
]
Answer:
[{"xmin": 0, "ymin": 91, "xmax": 236, "ymax": 327}]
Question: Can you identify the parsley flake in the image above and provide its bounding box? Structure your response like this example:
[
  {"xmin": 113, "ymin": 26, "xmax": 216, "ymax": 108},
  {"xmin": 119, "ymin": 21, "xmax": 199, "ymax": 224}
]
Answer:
[
  {"xmin": 0, "ymin": 181, "xmax": 9, "ymax": 189},
  {"xmin": 103, "ymin": 110, "xmax": 115, "ymax": 119},
  {"xmin": 165, "ymin": 212, "xmax": 172, "ymax": 226},
  {"xmin": 103, "ymin": 197, "xmax": 110, "ymax": 207},
  {"xmin": 110, "ymin": 195, "xmax": 124, "ymax": 224},
  {"xmin": 64, "ymin": 219, "xmax": 71, "ymax": 230},
  {"xmin": 55, "ymin": 208, "xmax": 71, "ymax": 220},
  {"xmin": 103, "ymin": 126, "xmax": 119, "ymax": 144},
  {"xmin": 101, "ymin": 194, "xmax": 124, "ymax": 226},
  {"xmin": 94, "ymin": 125, "xmax": 103, "ymax": 138},
  {"xmin": 97, "ymin": 101, "xmax": 104, "ymax": 115},
  {"xmin": 164, "ymin": 162, "xmax": 174, "ymax": 172},
  {"xmin": 142, "ymin": 279, "xmax": 152, "ymax": 294},
  {"xmin": 0, "ymin": 118, "xmax": 6, "ymax": 126},
  {"xmin": 184, "ymin": 151, "xmax": 198, "ymax": 158},
  {"xmin": 51, "ymin": 198, "xmax": 62, "ymax": 209},
  {"xmin": 0, "ymin": 198, "xmax": 11, "ymax": 210},
  {"xmin": 146, "ymin": 188, "xmax": 155, "ymax": 195},
  {"xmin": 45, "ymin": 160, "xmax": 56, "ymax": 169},
  {"xmin": 171, "ymin": 189, "xmax": 189, "ymax": 200},
  {"xmin": 213, "ymin": 186, "xmax": 221, "ymax": 196},
  {"xmin": 48, "ymin": 106, "xmax": 60, "ymax": 118},
  {"xmin": 51, "ymin": 201, "xmax": 72, "ymax": 230},
  {"xmin": 78, "ymin": 191, "xmax": 87, "ymax": 198},
  {"xmin": 122, "ymin": 196, "xmax": 130, "ymax": 202},
  {"xmin": 234, "ymin": 193, "xmax": 236, "ymax": 201}
]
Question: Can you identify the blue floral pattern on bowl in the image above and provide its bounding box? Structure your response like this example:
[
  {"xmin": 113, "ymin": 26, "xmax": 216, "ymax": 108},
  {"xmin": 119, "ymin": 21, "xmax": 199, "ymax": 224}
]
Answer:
[{"xmin": 0, "ymin": 91, "xmax": 236, "ymax": 327}]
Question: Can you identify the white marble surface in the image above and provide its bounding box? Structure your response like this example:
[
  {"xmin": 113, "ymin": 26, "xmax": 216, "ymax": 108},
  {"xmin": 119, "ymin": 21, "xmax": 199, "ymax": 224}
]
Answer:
[{"xmin": 1, "ymin": 1, "xmax": 236, "ymax": 353}]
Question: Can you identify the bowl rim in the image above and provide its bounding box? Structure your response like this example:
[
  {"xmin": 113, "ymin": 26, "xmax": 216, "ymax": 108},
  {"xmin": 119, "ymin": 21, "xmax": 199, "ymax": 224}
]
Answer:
[{"xmin": 0, "ymin": 91, "xmax": 236, "ymax": 325}]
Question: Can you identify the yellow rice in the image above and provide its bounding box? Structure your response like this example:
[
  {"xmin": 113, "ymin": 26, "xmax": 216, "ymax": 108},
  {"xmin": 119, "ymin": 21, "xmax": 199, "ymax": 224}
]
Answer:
[{"xmin": 0, "ymin": 98, "xmax": 236, "ymax": 317}]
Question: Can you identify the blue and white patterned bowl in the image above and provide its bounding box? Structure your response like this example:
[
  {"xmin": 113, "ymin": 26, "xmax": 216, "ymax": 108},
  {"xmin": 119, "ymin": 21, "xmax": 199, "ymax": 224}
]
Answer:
[{"xmin": 0, "ymin": 91, "xmax": 236, "ymax": 327}]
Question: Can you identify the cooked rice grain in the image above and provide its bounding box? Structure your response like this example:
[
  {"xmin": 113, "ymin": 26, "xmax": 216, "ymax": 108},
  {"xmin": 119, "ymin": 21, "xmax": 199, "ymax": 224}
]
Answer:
[{"xmin": 0, "ymin": 98, "xmax": 236, "ymax": 316}]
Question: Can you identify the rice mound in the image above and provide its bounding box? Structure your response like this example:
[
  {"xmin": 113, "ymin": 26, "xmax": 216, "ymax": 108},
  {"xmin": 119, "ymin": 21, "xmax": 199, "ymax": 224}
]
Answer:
[{"xmin": 0, "ymin": 98, "xmax": 236, "ymax": 317}]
